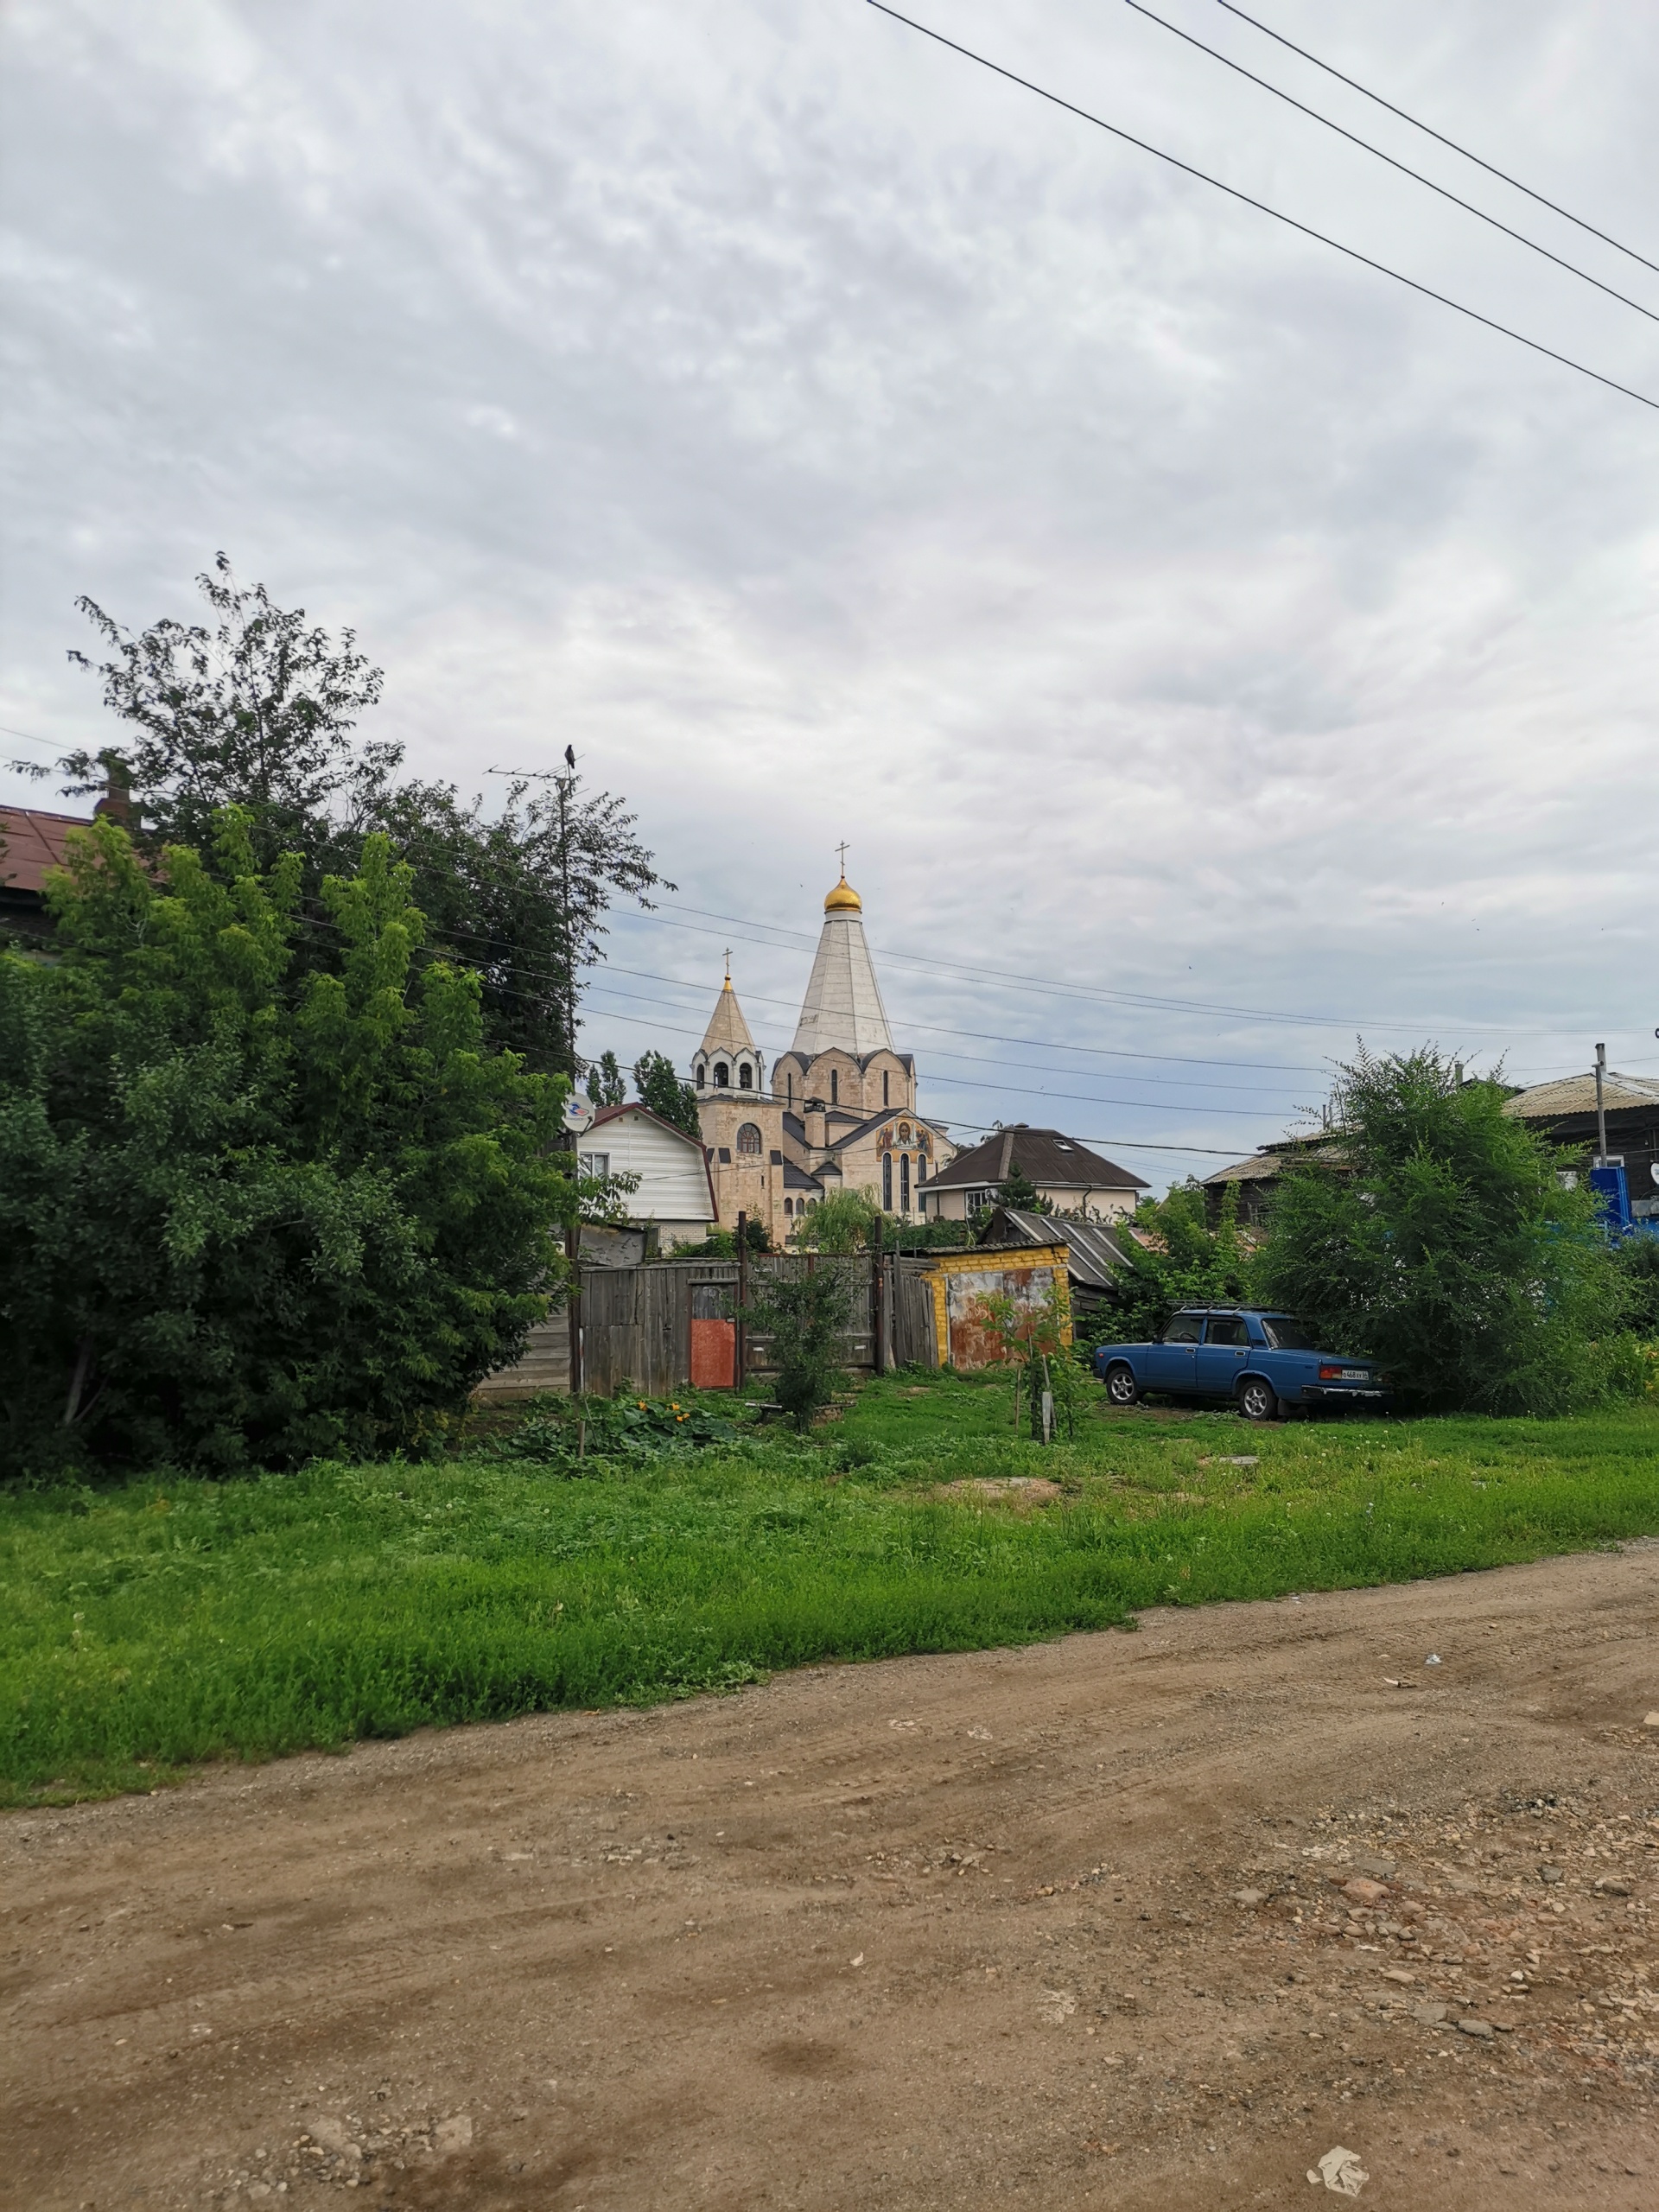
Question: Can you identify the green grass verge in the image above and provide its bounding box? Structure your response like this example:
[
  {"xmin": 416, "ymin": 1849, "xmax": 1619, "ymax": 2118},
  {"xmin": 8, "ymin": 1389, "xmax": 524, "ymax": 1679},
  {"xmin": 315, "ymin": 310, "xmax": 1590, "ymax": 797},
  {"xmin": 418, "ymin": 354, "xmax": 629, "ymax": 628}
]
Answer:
[{"xmin": 5, "ymin": 1371, "xmax": 1658, "ymax": 1807}]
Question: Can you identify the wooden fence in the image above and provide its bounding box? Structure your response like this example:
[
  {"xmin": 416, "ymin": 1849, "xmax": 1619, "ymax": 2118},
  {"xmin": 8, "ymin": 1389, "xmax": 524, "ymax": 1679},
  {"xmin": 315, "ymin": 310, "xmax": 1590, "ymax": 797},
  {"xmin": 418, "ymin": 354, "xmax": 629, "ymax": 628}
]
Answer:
[{"xmin": 474, "ymin": 1254, "xmax": 924, "ymax": 1403}]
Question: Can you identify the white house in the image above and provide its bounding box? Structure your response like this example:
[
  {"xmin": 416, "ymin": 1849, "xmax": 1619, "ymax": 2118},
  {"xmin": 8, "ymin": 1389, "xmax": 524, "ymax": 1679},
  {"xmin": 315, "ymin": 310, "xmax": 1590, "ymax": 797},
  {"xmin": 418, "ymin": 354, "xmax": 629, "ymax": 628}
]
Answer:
[{"xmin": 580, "ymin": 1103, "xmax": 717, "ymax": 1250}]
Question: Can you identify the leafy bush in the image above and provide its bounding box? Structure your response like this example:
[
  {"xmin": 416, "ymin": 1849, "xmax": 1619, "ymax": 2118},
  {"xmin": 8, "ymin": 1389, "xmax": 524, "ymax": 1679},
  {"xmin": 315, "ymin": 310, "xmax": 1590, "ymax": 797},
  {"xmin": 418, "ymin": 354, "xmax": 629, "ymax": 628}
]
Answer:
[
  {"xmin": 792, "ymin": 1188, "xmax": 877, "ymax": 1254},
  {"xmin": 0, "ymin": 811, "xmax": 570, "ymax": 1478},
  {"xmin": 1104, "ymin": 1180, "xmax": 1254, "ymax": 1343},
  {"xmin": 1614, "ymin": 1233, "xmax": 1659, "ymax": 1337},
  {"xmin": 499, "ymin": 1391, "xmax": 743, "ymax": 1468},
  {"xmin": 1256, "ymin": 1046, "xmax": 1631, "ymax": 1414},
  {"xmin": 963, "ymin": 1280, "xmax": 1090, "ymax": 1439},
  {"xmin": 747, "ymin": 1268, "xmax": 854, "ymax": 1430}
]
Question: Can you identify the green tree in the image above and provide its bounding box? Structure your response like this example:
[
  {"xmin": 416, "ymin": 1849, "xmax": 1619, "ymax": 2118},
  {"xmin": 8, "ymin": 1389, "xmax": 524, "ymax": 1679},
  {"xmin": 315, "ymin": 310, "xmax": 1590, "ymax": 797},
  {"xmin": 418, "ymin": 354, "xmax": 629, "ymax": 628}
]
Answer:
[
  {"xmin": 58, "ymin": 554, "xmax": 395, "ymax": 875},
  {"xmin": 632, "ymin": 1048, "xmax": 701, "ymax": 1138},
  {"xmin": 587, "ymin": 1050, "xmax": 626, "ymax": 1108},
  {"xmin": 997, "ymin": 1160, "xmax": 1051, "ymax": 1214},
  {"xmin": 747, "ymin": 1268, "xmax": 854, "ymax": 1430},
  {"xmin": 794, "ymin": 1188, "xmax": 877, "ymax": 1254},
  {"xmin": 0, "ymin": 810, "xmax": 572, "ymax": 1478},
  {"xmin": 1256, "ymin": 1046, "xmax": 1630, "ymax": 1414},
  {"xmin": 31, "ymin": 560, "xmax": 664, "ymax": 1077},
  {"xmin": 381, "ymin": 766, "xmax": 662, "ymax": 1077},
  {"xmin": 1105, "ymin": 1180, "xmax": 1252, "ymax": 1344}
]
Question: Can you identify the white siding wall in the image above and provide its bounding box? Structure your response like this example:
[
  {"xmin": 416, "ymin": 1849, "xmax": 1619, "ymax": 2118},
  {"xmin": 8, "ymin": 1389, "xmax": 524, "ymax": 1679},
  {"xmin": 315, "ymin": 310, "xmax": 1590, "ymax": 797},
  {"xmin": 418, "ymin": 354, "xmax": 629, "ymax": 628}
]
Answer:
[{"xmin": 597, "ymin": 1110, "xmax": 714, "ymax": 1228}]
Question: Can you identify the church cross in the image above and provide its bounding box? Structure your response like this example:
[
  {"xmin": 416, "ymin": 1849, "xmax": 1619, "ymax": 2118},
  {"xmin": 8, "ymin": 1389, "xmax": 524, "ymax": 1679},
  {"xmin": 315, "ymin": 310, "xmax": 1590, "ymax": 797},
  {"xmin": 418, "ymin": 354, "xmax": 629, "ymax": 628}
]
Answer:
[
  {"xmin": 723, "ymin": 946, "xmax": 732, "ymax": 981},
  {"xmin": 836, "ymin": 840, "xmax": 850, "ymax": 875}
]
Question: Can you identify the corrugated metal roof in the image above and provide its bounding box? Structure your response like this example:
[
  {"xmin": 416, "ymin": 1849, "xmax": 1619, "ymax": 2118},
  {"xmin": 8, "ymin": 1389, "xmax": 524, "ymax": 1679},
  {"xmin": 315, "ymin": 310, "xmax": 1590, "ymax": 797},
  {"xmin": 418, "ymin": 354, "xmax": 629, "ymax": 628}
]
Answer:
[
  {"xmin": 979, "ymin": 1205, "xmax": 1132, "ymax": 1291},
  {"xmin": 1503, "ymin": 1071, "xmax": 1659, "ymax": 1121}
]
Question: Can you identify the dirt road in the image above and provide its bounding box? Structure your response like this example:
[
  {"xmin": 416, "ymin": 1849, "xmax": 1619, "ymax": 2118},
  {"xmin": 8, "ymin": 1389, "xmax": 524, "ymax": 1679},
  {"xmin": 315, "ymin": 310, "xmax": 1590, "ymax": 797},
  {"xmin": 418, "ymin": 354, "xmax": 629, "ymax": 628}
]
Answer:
[{"xmin": 6, "ymin": 1546, "xmax": 1659, "ymax": 2212}]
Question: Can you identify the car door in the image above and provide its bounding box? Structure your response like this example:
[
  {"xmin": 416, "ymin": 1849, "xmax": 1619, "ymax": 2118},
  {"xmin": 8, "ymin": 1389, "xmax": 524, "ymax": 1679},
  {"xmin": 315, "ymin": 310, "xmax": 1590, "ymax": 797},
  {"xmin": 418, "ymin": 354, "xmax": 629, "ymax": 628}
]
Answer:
[
  {"xmin": 1145, "ymin": 1311, "xmax": 1202, "ymax": 1390},
  {"xmin": 1194, "ymin": 1313, "xmax": 1252, "ymax": 1395}
]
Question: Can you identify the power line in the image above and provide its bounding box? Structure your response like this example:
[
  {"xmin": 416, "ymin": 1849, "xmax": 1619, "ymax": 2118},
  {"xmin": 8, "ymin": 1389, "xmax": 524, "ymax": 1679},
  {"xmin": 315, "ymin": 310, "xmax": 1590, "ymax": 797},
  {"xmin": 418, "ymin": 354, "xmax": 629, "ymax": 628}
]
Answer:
[
  {"xmin": 862, "ymin": 2, "xmax": 1659, "ymax": 415},
  {"xmin": 640, "ymin": 899, "xmax": 1640, "ymax": 1041},
  {"xmin": 1208, "ymin": 0, "xmax": 1659, "ymax": 281},
  {"xmin": 1117, "ymin": 0, "xmax": 1659, "ymax": 327}
]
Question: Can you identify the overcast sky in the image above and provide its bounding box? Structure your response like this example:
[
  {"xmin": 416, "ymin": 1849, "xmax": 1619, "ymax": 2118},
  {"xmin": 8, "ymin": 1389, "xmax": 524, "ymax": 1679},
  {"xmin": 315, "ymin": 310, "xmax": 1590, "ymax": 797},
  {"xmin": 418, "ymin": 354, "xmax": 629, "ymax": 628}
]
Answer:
[{"xmin": 3, "ymin": 0, "xmax": 1657, "ymax": 1185}]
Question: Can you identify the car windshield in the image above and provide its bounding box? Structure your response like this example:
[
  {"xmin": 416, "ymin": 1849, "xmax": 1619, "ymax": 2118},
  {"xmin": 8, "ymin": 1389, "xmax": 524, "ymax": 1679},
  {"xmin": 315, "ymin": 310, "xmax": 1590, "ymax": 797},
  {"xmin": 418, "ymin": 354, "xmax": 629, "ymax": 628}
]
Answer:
[{"xmin": 1260, "ymin": 1315, "xmax": 1321, "ymax": 1351}]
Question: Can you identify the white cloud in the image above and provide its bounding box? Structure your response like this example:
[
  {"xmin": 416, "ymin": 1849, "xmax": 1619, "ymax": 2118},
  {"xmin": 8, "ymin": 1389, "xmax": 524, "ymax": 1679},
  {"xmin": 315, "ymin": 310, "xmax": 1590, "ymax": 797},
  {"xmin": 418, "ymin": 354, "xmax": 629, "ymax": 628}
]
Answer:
[{"xmin": 3, "ymin": 0, "xmax": 1657, "ymax": 1179}]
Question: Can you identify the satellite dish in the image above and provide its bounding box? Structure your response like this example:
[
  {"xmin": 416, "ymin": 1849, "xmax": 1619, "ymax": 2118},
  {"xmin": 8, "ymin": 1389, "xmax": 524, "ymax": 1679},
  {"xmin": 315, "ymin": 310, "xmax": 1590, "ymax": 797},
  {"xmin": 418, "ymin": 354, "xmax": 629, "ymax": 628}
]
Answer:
[
  {"xmin": 563, "ymin": 1096, "xmax": 596, "ymax": 1135},
  {"xmin": 1651, "ymin": 1160, "xmax": 1659, "ymax": 1187}
]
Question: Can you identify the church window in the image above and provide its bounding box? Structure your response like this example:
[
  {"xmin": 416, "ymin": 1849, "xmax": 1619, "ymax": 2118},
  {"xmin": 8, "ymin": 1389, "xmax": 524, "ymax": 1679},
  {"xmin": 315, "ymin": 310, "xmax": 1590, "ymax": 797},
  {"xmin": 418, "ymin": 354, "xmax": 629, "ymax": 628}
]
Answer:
[
  {"xmin": 736, "ymin": 1122, "xmax": 763, "ymax": 1154},
  {"xmin": 785, "ymin": 1198, "xmax": 794, "ymax": 1217},
  {"xmin": 786, "ymin": 1072, "xmax": 794, "ymax": 1109},
  {"xmin": 882, "ymin": 1153, "xmax": 893, "ymax": 1211},
  {"xmin": 883, "ymin": 1070, "xmax": 890, "ymax": 1107},
  {"xmin": 830, "ymin": 1069, "xmax": 838, "ymax": 1105},
  {"xmin": 696, "ymin": 1061, "xmax": 706, "ymax": 1087},
  {"xmin": 739, "ymin": 1062, "xmax": 753, "ymax": 1090},
  {"xmin": 900, "ymin": 1154, "xmax": 911, "ymax": 1212},
  {"xmin": 916, "ymin": 1156, "xmax": 926, "ymax": 1188},
  {"xmin": 715, "ymin": 1062, "xmax": 730, "ymax": 1087}
]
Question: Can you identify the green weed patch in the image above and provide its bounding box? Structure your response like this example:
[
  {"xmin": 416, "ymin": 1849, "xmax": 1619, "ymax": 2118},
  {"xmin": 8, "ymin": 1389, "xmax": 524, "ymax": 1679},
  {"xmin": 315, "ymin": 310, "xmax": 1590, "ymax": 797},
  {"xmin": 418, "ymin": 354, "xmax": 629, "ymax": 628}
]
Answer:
[{"xmin": 5, "ymin": 1373, "xmax": 1657, "ymax": 1806}]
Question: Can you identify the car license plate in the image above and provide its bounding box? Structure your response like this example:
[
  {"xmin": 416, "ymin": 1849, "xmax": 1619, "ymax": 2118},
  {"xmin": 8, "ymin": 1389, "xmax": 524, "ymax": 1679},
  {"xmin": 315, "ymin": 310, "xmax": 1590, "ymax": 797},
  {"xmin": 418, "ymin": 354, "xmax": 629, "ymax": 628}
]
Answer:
[{"xmin": 1337, "ymin": 1368, "xmax": 1370, "ymax": 1382}]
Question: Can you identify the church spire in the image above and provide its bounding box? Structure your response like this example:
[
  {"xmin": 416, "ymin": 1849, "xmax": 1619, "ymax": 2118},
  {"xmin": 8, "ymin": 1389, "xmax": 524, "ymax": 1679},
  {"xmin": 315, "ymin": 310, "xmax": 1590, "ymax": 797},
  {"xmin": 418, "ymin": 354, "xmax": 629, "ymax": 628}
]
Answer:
[
  {"xmin": 791, "ymin": 861, "xmax": 893, "ymax": 1058},
  {"xmin": 698, "ymin": 969, "xmax": 757, "ymax": 1060}
]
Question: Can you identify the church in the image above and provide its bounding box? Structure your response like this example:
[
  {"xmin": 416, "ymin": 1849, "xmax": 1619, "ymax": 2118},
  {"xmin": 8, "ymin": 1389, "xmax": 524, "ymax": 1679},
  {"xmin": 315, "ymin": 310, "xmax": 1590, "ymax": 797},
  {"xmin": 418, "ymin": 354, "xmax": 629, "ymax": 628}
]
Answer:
[{"xmin": 691, "ymin": 868, "xmax": 956, "ymax": 1243}]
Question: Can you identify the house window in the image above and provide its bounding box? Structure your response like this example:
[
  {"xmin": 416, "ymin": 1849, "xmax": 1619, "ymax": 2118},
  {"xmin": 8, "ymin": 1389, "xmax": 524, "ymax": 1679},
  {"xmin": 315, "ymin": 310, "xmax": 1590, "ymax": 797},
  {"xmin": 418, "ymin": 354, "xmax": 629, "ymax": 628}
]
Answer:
[
  {"xmin": 714, "ymin": 1061, "xmax": 730, "ymax": 1087},
  {"xmin": 883, "ymin": 1070, "xmax": 890, "ymax": 1107},
  {"xmin": 830, "ymin": 1069, "xmax": 839, "ymax": 1105},
  {"xmin": 900, "ymin": 1154, "xmax": 911, "ymax": 1211},
  {"xmin": 578, "ymin": 1152, "xmax": 610, "ymax": 1179},
  {"xmin": 736, "ymin": 1122, "xmax": 763, "ymax": 1154},
  {"xmin": 739, "ymin": 1062, "xmax": 753, "ymax": 1090},
  {"xmin": 882, "ymin": 1153, "xmax": 893, "ymax": 1210},
  {"xmin": 965, "ymin": 1186, "xmax": 997, "ymax": 1211}
]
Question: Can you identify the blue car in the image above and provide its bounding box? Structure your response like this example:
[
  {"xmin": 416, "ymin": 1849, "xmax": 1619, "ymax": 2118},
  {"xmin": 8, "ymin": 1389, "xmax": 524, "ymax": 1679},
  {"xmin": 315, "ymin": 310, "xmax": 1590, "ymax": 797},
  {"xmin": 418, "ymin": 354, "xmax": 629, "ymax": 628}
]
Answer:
[{"xmin": 1092, "ymin": 1307, "xmax": 1389, "ymax": 1421}]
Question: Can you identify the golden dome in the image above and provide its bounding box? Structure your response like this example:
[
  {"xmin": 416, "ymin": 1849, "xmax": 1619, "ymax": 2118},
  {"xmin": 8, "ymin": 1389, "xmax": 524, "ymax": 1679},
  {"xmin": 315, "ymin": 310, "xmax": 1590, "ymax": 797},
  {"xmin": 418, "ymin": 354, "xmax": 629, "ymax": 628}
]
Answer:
[{"xmin": 823, "ymin": 874, "xmax": 862, "ymax": 914}]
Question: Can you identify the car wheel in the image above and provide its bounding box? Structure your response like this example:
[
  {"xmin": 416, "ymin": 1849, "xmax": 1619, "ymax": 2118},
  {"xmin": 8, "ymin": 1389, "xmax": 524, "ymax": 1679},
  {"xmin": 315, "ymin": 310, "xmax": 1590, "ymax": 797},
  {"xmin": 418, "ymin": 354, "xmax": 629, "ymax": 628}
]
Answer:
[
  {"xmin": 1237, "ymin": 1375, "xmax": 1280, "ymax": 1423},
  {"xmin": 1104, "ymin": 1361, "xmax": 1139, "ymax": 1408}
]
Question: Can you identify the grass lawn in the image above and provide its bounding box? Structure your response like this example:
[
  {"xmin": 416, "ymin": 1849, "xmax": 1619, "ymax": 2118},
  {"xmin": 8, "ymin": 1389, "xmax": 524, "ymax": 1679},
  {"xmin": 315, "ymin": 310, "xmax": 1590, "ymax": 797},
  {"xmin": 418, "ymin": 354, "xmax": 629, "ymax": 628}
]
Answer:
[{"xmin": 5, "ymin": 1370, "xmax": 1659, "ymax": 1808}]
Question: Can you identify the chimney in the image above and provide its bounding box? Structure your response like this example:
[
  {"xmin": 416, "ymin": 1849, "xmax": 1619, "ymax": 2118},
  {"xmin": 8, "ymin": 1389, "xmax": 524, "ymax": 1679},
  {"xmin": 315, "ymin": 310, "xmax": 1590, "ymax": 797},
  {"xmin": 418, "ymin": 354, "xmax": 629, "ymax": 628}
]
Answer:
[{"xmin": 92, "ymin": 756, "xmax": 135, "ymax": 829}]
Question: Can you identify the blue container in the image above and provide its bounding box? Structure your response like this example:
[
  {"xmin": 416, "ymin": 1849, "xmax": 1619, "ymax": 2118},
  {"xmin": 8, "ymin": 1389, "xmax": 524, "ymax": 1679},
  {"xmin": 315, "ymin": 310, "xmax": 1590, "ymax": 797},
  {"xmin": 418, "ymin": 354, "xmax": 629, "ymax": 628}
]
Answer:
[{"xmin": 1589, "ymin": 1162, "xmax": 1632, "ymax": 1234}]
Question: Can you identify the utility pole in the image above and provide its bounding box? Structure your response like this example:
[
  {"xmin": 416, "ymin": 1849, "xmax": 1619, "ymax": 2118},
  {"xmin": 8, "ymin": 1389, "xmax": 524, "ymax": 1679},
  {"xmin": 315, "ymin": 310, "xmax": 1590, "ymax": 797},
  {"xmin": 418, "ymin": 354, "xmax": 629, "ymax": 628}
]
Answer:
[
  {"xmin": 735, "ymin": 1211, "xmax": 748, "ymax": 1390},
  {"xmin": 872, "ymin": 1209, "xmax": 886, "ymax": 1377},
  {"xmin": 1595, "ymin": 1042, "xmax": 1609, "ymax": 1166}
]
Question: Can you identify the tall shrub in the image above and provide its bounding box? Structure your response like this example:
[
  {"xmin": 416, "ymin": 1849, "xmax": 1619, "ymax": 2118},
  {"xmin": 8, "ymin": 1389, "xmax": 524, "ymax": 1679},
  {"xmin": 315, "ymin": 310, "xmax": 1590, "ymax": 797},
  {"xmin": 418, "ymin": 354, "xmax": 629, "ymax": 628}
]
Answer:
[
  {"xmin": 0, "ymin": 811, "xmax": 571, "ymax": 1477},
  {"xmin": 747, "ymin": 1268, "xmax": 853, "ymax": 1431},
  {"xmin": 1256, "ymin": 1047, "xmax": 1628, "ymax": 1414}
]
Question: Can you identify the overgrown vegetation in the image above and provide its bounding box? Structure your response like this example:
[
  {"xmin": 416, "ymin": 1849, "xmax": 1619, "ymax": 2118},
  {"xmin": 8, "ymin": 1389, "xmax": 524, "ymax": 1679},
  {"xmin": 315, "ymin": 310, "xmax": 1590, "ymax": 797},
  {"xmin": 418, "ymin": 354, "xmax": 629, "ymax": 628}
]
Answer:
[
  {"xmin": 747, "ymin": 1268, "xmax": 855, "ymax": 1428},
  {"xmin": 964, "ymin": 1281, "xmax": 1087, "ymax": 1439},
  {"xmin": 0, "ymin": 812, "xmax": 570, "ymax": 1478},
  {"xmin": 499, "ymin": 1391, "xmax": 744, "ymax": 1467},
  {"xmin": 1102, "ymin": 1180, "xmax": 1253, "ymax": 1346},
  {"xmin": 791, "ymin": 1188, "xmax": 877, "ymax": 1253},
  {"xmin": 1258, "ymin": 1047, "xmax": 1633, "ymax": 1414},
  {"xmin": 5, "ymin": 1369, "xmax": 1657, "ymax": 1807}
]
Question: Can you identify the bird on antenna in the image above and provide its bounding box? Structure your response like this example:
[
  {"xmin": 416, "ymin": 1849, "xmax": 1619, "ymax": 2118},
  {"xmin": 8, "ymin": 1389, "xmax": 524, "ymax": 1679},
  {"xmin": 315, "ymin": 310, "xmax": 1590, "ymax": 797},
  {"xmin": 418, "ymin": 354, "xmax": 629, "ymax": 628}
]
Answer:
[{"xmin": 565, "ymin": 745, "xmax": 576, "ymax": 772}]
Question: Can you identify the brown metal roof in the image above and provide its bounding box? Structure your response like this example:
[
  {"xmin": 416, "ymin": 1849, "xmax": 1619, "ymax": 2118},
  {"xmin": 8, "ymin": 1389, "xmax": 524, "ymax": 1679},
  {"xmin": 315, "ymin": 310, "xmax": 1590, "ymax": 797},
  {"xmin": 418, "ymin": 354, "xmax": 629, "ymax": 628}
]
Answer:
[
  {"xmin": 0, "ymin": 806, "xmax": 93, "ymax": 897},
  {"xmin": 1502, "ymin": 1071, "xmax": 1659, "ymax": 1122},
  {"xmin": 927, "ymin": 1124, "xmax": 1147, "ymax": 1193}
]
